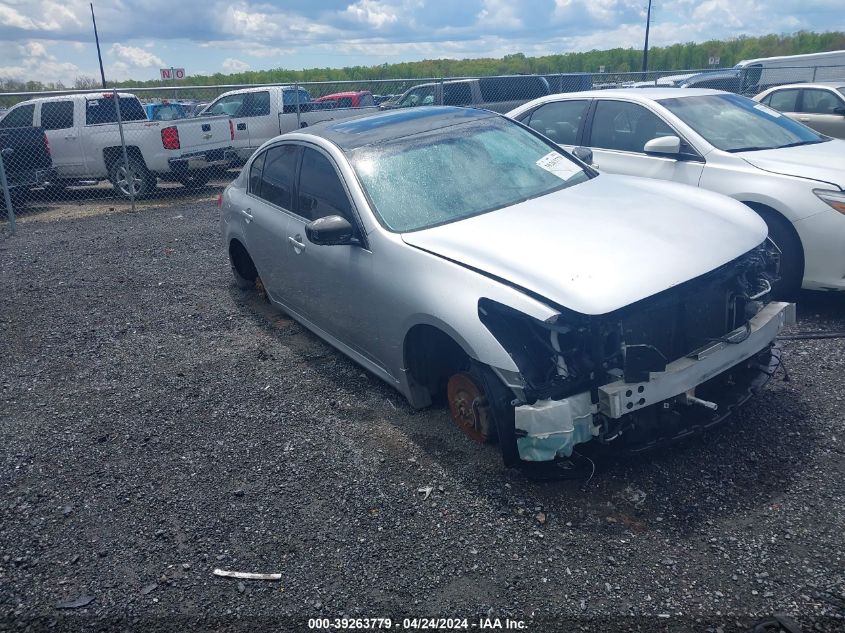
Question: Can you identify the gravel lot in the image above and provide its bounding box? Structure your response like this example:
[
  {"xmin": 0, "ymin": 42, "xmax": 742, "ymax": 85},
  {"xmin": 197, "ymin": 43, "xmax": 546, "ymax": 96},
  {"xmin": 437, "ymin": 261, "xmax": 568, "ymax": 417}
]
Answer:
[{"xmin": 1, "ymin": 197, "xmax": 844, "ymax": 632}]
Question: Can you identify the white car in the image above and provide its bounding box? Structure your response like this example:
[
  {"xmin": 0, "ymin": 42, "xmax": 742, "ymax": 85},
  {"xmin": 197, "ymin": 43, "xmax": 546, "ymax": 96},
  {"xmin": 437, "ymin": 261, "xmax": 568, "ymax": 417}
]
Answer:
[
  {"xmin": 0, "ymin": 92, "xmax": 233, "ymax": 198},
  {"xmin": 508, "ymin": 89, "xmax": 845, "ymax": 295},
  {"xmin": 754, "ymin": 82, "xmax": 845, "ymax": 139}
]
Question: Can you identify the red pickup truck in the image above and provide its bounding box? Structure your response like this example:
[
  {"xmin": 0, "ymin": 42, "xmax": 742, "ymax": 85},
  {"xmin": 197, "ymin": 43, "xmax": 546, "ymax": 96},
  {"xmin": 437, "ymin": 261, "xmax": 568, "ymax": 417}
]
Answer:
[{"xmin": 313, "ymin": 91, "xmax": 375, "ymax": 109}]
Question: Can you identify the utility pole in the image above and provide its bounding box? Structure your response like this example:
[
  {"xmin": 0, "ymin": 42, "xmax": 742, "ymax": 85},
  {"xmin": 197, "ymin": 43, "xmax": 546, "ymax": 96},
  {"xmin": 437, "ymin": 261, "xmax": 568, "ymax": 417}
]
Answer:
[
  {"xmin": 641, "ymin": 0, "xmax": 653, "ymax": 74},
  {"xmin": 90, "ymin": 3, "xmax": 107, "ymax": 89}
]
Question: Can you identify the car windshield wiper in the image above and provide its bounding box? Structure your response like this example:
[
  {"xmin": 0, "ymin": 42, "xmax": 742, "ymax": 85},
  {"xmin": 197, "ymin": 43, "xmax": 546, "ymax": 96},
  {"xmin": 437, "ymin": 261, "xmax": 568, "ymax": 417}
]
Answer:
[
  {"xmin": 775, "ymin": 139, "xmax": 828, "ymax": 149},
  {"xmin": 726, "ymin": 146, "xmax": 774, "ymax": 153}
]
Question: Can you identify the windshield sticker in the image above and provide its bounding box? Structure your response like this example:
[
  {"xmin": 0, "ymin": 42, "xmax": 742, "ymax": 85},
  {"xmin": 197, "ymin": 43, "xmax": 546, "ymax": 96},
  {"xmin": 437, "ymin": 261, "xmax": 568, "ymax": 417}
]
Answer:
[
  {"xmin": 536, "ymin": 151, "xmax": 576, "ymax": 180},
  {"xmin": 754, "ymin": 103, "xmax": 781, "ymax": 117}
]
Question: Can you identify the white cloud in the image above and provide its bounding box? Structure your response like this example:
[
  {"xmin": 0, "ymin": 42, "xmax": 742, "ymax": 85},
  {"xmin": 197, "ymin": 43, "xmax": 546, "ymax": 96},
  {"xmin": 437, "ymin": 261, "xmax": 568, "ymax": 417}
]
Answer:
[
  {"xmin": 110, "ymin": 43, "xmax": 165, "ymax": 68},
  {"xmin": 0, "ymin": 4, "xmax": 39, "ymax": 30},
  {"xmin": 343, "ymin": 0, "xmax": 399, "ymax": 28},
  {"xmin": 217, "ymin": 3, "xmax": 337, "ymax": 42},
  {"xmin": 222, "ymin": 57, "xmax": 250, "ymax": 72},
  {"xmin": 0, "ymin": 40, "xmax": 80, "ymax": 83},
  {"xmin": 476, "ymin": 0, "xmax": 522, "ymax": 29}
]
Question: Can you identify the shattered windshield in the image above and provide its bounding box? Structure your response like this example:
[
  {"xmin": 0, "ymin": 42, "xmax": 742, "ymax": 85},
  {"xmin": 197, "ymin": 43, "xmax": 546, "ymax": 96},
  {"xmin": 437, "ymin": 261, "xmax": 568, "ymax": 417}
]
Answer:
[{"xmin": 349, "ymin": 117, "xmax": 591, "ymax": 232}]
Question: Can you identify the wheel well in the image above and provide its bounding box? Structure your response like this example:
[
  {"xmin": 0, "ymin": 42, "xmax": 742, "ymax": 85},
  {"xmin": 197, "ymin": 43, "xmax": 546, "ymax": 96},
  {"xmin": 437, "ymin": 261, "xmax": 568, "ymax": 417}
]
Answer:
[
  {"xmin": 404, "ymin": 325, "xmax": 470, "ymax": 405},
  {"xmin": 741, "ymin": 201, "xmax": 805, "ymax": 267},
  {"xmin": 229, "ymin": 239, "xmax": 258, "ymax": 282},
  {"xmin": 103, "ymin": 146, "xmax": 146, "ymax": 172}
]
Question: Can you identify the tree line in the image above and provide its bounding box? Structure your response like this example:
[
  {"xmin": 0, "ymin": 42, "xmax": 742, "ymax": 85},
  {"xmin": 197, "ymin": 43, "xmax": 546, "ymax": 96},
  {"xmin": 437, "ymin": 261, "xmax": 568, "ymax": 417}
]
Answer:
[{"xmin": 2, "ymin": 30, "xmax": 844, "ymax": 102}]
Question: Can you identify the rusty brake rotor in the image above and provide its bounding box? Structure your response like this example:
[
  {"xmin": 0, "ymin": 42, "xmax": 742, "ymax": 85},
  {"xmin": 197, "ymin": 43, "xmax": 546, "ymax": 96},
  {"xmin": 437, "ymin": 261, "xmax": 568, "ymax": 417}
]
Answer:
[{"xmin": 447, "ymin": 372, "xmax": 493, "ymax": 443}]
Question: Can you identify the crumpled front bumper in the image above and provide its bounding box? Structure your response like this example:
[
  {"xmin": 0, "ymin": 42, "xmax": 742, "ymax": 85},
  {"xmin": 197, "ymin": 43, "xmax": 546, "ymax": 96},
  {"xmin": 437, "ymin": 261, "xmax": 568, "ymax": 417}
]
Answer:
[
  {"xmin": 598, "ymin": 301, "xmax": 795, "ymax": 419},
  {"xmin": 514, "ymin": 301, "xmax": 795, "ymax": 462}
]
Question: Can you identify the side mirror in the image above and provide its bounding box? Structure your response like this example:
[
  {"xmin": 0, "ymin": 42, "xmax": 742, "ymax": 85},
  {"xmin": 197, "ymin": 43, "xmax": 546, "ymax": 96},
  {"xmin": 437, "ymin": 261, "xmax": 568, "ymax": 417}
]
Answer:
[
  {"xmin": 643, "ymin": 135, "xmax": 681, "ymax": 156},
  {"xmin": 305, "ymin": 215, "xmax": 354, "ymax": 246},
  {"xmin": 572, "ymin": 146, "xmax": 593, "ymax": 165}
]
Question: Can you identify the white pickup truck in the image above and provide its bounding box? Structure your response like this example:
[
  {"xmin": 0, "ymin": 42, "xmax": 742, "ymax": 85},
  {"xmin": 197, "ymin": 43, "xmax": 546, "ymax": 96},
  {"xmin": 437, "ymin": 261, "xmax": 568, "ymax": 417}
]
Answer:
[
  {"xmin": 199, "ymin": 86, "xmax": 377, "ymax": 162},
  {"xmin": 0, "ymin": 92, "xmax": 234, "ymax": 198}
]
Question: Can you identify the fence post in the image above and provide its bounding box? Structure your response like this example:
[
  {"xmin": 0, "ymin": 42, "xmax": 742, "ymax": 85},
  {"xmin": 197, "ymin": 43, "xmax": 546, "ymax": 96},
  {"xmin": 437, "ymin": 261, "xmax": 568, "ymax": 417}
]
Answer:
[
  {"xmin": 112, "ymin": 89, "xmax": 136, "ymax": 213},
  {"xmin": 812, "ymin": 66, "xmax": 817, "ymax": 81},
  {"xmin": 0, "ymin": 147, "xmax": 17, "ymax": 235},
  {"xmin": 294, "ymin": 82, "xmax": 301, "ymax": 129},
  {"xmin": 439, "ymin": 77, "xmax": 444, "ymax": 105}
]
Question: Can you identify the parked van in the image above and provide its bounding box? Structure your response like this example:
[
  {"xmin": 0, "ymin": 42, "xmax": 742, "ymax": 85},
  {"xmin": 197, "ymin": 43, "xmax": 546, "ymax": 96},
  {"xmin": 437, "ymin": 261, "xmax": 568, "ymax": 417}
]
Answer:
[{"xmin": 735, "ymin": 50, "xmax": 845, "ymax": 94}]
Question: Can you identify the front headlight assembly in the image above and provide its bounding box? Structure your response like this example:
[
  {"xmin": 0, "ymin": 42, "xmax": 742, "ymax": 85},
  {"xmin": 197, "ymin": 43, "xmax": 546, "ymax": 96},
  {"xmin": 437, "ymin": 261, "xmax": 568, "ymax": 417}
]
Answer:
[{"xmin": 813, "ymin": 188, "xmax": 845, "ymax": 215}]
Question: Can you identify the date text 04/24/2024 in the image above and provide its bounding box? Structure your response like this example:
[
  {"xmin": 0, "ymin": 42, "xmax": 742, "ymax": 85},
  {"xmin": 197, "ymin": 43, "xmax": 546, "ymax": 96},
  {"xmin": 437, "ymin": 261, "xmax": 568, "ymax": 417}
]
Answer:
[{"xmin": 307, "ymin": 618, "xmax": 528, "ymax": 630}]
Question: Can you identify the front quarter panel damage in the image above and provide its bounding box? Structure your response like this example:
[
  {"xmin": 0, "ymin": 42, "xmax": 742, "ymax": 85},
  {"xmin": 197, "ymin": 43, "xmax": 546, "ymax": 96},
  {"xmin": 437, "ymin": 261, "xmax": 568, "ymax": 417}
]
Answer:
[{"xmin": 478, "ymin": 241, "xmax": 792, "ymax": 462}]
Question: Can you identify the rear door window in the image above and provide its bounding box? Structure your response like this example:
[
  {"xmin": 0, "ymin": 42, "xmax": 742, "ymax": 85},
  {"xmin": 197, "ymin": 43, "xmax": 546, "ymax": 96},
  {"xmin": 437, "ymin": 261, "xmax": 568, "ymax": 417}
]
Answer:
[
  {"xmin": 525, "ymin": 100, "xmax": 589, "ymax": 145},
  {"xmin": 41, "ymin": 101, "xmax": 74, "ymax": 130},
  {"xmin": 248, "ymin": 151, "xmax": 266, "ymax": 196},
  {"xmin": 800, "ymin": 89, "xmax": 842, "ymax": 114},
  {"xmin": 766, "ymin": 89, "xmax": 800, "ymax": 112},
  {"xmin": 260, "ymin": 144, "xmax": 299, "ymax": 210},
  {"xmin": 0, "ymin": 104, "xmax": 35, "ymax": 128}
]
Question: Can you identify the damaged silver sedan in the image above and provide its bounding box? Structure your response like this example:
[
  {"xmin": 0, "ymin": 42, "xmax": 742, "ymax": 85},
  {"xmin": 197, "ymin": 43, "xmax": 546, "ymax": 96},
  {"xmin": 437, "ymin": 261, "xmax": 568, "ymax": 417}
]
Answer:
[{"xmin": 219, "ymin": 106, "xmax": 794, "ymax": 471}]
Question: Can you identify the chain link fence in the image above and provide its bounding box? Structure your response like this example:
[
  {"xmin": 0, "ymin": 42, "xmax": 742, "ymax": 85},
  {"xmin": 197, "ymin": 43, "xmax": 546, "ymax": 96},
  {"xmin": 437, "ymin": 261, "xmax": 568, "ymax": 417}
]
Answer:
[{"xmin": 2, "ymin": 64, "xmax": 844, "ymax": 235}]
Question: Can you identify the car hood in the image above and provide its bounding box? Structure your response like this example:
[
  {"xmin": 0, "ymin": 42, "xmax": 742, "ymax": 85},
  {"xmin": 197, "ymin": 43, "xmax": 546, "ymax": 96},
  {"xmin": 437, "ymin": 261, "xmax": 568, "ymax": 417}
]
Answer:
[
  {"xmin": 737, "ymin": 139, "xmax": 845, "ymax": 189},
  {"xmin": 401, "ymin": 175, "xmax": 767, "ymax": 315}
]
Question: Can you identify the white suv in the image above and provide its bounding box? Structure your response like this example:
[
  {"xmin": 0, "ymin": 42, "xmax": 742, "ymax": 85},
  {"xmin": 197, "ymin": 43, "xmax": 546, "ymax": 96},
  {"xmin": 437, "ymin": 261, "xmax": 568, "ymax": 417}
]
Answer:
[{"xmin": 508, "ymin": 89, "xmax": 845, "ymax": 295}]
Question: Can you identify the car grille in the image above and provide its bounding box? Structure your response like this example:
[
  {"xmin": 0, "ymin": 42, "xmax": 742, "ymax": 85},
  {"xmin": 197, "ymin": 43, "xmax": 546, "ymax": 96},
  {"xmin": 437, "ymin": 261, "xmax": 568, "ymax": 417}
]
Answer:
[{"xmin": 621, "ymin": 282, "xmax": 732, "ymax": 362}]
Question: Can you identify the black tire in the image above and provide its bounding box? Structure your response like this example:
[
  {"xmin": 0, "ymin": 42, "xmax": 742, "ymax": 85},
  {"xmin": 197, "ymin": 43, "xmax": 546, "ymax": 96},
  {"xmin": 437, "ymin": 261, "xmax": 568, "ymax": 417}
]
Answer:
[
  {"xmin": 178, "ymin": 169, "xmax": 211, "ymax": 189},
  {"xmin": 110, "ymin": 158, "xmax": 156, "ymax": 199},
  {"xmin": 229, "ymin": 241, "xmax": 258, "ymax": 290},
  {"xmin": 757, "ymin": 209, "xmax": 804, "ymax": 298}
]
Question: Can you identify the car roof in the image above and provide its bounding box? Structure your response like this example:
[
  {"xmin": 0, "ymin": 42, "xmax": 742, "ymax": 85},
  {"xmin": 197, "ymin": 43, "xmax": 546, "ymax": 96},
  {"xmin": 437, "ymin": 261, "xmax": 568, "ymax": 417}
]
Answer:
[
  {"xmin": 18, "ymin": 92, "xmax": 137, "ymax": 105},
  {"xmin": 761, "ymin": 81, "xmax": 845, "ymax": 90},
  {"xmin": 298, "ymin": 106, "xmax": 498, "ymax": 150},
  {"xmin": 316, "ymin": 91, "xmax": 370, "ymax": 100},
  {"xmin": 529, "ymin": 88, "xmax": 728, "ymax": 102}
]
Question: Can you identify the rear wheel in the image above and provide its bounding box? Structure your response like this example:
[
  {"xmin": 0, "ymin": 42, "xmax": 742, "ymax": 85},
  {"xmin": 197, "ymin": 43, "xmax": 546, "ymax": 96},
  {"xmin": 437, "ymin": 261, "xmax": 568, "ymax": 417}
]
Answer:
[
  {"xmin": 229, "ymin": 241, "xmax": 258, "ymax": 290},
  {"xmin": 110, "ymin": 158, "xmax": 156, "ymax": 199}
]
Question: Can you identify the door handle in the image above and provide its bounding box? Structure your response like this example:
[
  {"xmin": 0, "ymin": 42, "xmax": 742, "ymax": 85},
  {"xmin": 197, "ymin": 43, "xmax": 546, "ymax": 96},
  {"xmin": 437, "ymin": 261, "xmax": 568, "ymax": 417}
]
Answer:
[
  {"xmin": 799, "ymin": 117, "xmax": 810, "ymax": 122},
  {"xmin": 240, "ymin": 208, "xmax": 253, "ymax": 223},
  {"xmin": 64, "ymin": 135, "xmax": 77, "ymax": 140},
  {"xmin": 288, "ymin": 235, "xmax": 306, "ymax": 251}
]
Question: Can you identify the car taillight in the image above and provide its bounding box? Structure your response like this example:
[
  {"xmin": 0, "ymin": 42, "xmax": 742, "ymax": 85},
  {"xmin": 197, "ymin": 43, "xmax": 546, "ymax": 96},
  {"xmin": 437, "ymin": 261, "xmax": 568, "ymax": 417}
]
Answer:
[
  {"xmin": 229, "ymin": 119, "xmax": 234, "ymax": 141},
  {"xmin": 161, "ymin": 126, "xmax": 180, "ymax": 150},
  {"xmin": 43, "ymin": 133, "xmax": 50, "ymax": 157},
  {"xmin": 216, "ymin": 193, "xmax": 223, "ymax": 208}
]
